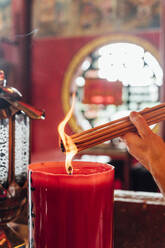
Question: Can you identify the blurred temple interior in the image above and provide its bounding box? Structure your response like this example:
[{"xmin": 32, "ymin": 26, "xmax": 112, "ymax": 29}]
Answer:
[{"xmin": 1, "ymin": 1, "xmax": 165, "ymax": 247}]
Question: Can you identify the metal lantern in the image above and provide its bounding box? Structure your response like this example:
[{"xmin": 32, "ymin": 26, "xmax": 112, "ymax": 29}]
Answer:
[{"xmin": 0, "ymin": 71, "xmax": 44, "ymax": 247}]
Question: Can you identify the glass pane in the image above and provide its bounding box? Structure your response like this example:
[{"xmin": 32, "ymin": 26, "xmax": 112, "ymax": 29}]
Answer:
[
  {"xmin": 0, "ymin": 118, "xmax": 9, "ymax": 185},
  {"xmin": 15, "ymin": 114, "xmax": 30, "ymax": 184}
]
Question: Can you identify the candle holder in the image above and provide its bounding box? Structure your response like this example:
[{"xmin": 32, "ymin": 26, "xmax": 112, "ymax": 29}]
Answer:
[{"xmin": 0, "ymin": 70, "xmax": 44, "ymax": 247}]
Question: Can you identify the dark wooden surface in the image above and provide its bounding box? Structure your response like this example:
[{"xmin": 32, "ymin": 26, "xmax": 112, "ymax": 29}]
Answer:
[{"xmin": 114, "ymin": 190, "xmax": 165, "ymax": 248}]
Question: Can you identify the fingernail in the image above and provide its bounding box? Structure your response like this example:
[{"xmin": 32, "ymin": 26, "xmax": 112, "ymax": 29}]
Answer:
[{"xmin": 130, "ymin": 111, "xmax": 139, "ymax": 122}]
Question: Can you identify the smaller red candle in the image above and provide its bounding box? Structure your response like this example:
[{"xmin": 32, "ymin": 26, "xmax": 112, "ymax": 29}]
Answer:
[{"xmin": 28, "ymin": 161, "xmax": 114, "ymax": 248}]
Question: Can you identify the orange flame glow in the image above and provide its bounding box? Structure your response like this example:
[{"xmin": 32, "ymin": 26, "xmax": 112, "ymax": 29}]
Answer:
[{"xmin": 58, "ymin": 93, "xmax": 78, "ymax": 174}]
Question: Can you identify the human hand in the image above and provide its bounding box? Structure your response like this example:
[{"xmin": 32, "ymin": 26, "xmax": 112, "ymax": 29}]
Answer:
[{"xmin": 121, "ymin": 111, "xmax": 165, "ymax": 195}]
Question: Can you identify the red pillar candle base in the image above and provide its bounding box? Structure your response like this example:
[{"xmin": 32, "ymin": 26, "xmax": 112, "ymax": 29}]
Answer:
[{"xmin": 28, "ymin": 161, "xmax": 114, "ymax": 248}]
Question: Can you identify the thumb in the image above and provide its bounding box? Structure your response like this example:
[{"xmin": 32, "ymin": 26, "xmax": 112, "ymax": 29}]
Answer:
[{"xmin": 130, "ymin": 111, "xmax": 152, "ymax": 139}]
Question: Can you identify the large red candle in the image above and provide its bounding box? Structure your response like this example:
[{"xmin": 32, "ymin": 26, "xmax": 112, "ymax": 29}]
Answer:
[{"xmin": 28, "ymin": 161, "xmax": 114, "ymax": 248}]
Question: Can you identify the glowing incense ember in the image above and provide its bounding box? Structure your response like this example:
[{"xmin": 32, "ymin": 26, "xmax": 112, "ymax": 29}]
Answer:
[{"xmin": 58, "ymin": 94, "xmax": 78, "ymax": 174}]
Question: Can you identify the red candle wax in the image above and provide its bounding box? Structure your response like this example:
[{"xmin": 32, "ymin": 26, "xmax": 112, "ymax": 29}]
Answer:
[{"xmin": 28, "ymin": 161, "xmax": 114, "ymax": 248}]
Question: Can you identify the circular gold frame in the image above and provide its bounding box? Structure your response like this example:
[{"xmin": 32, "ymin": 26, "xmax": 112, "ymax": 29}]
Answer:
[{"xmin": 62, "ymin": 33, "xmax": 161, "ymax": 133}]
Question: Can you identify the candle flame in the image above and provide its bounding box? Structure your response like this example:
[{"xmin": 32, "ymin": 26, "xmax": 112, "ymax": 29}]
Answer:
[{"xmin": 58, "ymin": 93, "xmax": 78, "ymax": 174}]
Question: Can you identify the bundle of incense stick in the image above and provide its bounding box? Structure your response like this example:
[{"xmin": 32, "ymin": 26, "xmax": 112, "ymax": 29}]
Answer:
[{"xmin": 61, "ymin": 103, "xmax": 165, "ymax": 153}]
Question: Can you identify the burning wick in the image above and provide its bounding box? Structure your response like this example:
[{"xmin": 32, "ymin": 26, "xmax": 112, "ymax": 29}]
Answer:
[{"xmin": 58, "ymin": 93, "xmax": 78, "ymax": 175}]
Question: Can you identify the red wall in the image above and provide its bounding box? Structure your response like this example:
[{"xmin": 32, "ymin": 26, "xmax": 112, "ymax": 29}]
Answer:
[{"xmin": 31, "ymin": 31, "xmax": 161, "ymax": 159}]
